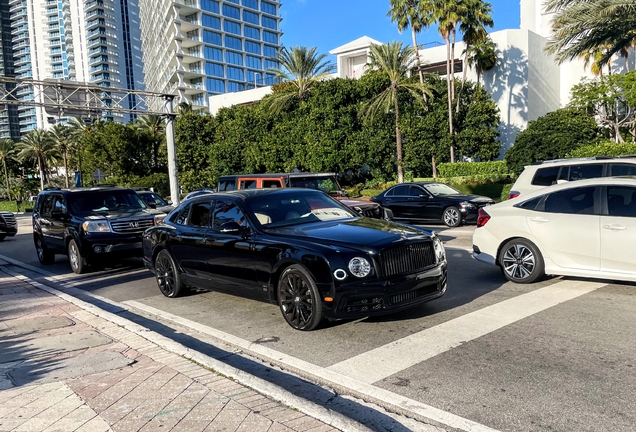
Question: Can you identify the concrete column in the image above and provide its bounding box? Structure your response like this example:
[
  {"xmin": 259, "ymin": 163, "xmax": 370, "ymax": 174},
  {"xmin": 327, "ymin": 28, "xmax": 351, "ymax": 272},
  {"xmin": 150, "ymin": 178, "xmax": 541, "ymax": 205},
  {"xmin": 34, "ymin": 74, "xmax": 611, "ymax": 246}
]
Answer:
[{"xmin": 163, "ymin": 96, "xmax": 180, "ymax": 206}]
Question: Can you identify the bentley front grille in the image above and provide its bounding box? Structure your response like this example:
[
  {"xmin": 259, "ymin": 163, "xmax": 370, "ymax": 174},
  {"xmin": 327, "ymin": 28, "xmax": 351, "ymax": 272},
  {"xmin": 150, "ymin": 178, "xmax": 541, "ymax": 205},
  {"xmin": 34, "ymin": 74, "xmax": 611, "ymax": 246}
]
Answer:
[{"xmin": 380, "ymin": 241, "xmax": 436, "ymax": 278}]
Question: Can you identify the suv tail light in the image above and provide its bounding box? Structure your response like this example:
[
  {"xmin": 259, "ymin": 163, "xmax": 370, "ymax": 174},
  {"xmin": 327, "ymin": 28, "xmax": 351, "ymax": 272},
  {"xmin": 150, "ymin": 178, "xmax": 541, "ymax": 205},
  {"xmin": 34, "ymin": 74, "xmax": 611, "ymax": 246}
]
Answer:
[
  {"xmin": 477, "ymin": 208, "xmax": 491, "ymax": 227},
  {"xmin": 508, "ymin": 191, "xmax": 520, "ymax": 199}
]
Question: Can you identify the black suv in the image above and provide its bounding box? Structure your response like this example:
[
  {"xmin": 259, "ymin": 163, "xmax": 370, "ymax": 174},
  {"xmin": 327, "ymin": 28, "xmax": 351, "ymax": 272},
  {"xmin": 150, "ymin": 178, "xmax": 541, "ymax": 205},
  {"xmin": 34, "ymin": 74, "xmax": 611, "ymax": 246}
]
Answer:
[{"xmin": 32, "ymin": 186, "xmax": 165, "ymax": 274}]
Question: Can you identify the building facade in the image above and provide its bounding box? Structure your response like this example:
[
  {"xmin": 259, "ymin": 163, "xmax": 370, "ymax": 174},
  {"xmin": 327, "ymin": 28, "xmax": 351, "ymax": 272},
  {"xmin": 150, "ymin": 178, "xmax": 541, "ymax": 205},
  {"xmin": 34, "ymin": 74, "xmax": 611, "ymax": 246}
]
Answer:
[
  {"xmin": 2, "ymin": 0, "xmax": 145, "ymax": 136},
  {"xmin": 138, "ymin": 0, "xmax": 282, "ymax": 110},
  {"xmin": 0, "ymin": 0, "xmax": 21, "ymax": 140}
]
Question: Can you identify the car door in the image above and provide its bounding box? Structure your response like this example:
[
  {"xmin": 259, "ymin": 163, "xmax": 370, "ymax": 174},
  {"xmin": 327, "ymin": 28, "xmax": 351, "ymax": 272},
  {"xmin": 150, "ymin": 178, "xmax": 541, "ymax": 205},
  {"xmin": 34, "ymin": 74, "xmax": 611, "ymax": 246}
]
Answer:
[
  {"xmin": 203, "ymin": 199, "xmax": 259, "ymax": 291},
  {"xmin": 402, "ymin": 185, "xmax": 434, "ymax": 220},
  {"xmin": 48, "ymin": 194, "xmax": 68, "ymax": 251},
  {"xmin": 527, "ymin": 186, "xmax": 600, "ymax": 271},
  {"xmin": 383, "ymin": 185, "xmax": 409, "ymax": 219},
  {"xmin": 37, "ymin": 194, "xmax": 64, "ymax": 252},
  {"xmin": 168, "ymin": 200, "xmax": 211, "ymax": 287},
  {"xmin": 600, "ymin": 185, "xmax": 636, "ymax": 274}
]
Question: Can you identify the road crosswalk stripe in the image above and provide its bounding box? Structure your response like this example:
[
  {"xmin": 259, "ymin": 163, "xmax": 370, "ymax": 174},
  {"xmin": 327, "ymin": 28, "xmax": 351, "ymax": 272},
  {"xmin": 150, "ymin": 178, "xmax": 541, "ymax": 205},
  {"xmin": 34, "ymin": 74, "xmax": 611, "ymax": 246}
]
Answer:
[{"xmin": 327, "ymin": 279, "xmax": 607, "ymax": 383}]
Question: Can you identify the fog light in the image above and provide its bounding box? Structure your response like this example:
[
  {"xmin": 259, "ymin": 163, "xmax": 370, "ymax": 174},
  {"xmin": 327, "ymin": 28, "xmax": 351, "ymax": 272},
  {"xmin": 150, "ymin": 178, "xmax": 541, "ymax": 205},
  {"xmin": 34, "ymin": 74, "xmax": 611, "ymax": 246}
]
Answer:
[{"xmin": 93, "ymin": 246, "xmax": 102, "ymax": 253}]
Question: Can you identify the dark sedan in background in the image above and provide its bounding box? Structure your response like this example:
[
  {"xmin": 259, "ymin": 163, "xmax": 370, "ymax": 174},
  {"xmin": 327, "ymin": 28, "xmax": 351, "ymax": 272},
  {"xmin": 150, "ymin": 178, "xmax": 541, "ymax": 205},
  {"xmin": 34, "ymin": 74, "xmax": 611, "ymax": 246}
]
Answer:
[
  {"xmin": 142, "ymin": 188, "xmax": 447, "ymax": 331},
  {"xmin": 371, "ymin": 182, "xmax": 495, "ymax": 227}
]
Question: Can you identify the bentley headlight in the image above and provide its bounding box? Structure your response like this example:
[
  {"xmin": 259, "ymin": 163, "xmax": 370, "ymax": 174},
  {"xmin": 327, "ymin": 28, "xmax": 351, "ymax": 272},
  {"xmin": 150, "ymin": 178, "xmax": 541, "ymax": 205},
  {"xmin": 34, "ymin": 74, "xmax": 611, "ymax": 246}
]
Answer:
[
  {"xmin": 82, "ymin": 220, "xmax": 110, "ymax": 233},
  {"xmin": 348, "ymin": 257, "xmax": 371, "ymax": 278},
  {"xmin": 432, "ymin": 233, "xmax": 446, "ymax": 263}
]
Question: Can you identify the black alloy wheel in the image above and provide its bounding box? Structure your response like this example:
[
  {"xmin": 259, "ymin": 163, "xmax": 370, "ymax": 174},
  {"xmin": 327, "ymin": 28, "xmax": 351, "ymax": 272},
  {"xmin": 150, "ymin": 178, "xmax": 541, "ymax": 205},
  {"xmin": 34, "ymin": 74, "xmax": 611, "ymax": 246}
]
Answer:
[
  {"xmin": 154, "ymin": 250, "xmax": 184, "ymax": 298},
  {"xmin": 442, "ymin": 206, "xmax": 462, "ymax": 227},
  {"xmin": 68, "ymin": 239, "xmax": 86, "ymax": 274},
  {"xmin": 278, "ymin": 265, "xmax": 323, "ymax": 331},
  {"xmin": 34, "ymin": 235, "xmax": 55, "ymax": 265},
  {"xmin": 498, "ymin": 238, "xmax": 545, "ymax": 284}
]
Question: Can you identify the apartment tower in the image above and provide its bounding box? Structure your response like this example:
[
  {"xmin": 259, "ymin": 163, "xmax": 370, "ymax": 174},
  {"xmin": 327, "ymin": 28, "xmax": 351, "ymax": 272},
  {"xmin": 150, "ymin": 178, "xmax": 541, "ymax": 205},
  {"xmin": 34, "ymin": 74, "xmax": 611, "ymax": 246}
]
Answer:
[{"xmin": 138, "ymin": 0, "xmax": 282, "ymax": 109}]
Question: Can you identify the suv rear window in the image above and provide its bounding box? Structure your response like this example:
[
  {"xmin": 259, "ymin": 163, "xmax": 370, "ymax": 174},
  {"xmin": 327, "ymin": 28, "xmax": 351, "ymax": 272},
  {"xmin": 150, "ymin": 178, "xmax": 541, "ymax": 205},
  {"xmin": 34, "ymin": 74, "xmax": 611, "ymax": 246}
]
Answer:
[
  {"xmin": 531, "ymin": 166, "xmax": 560, "ymax": 186},
  {"xmin": 611, "ymin": 164, "xmax": 636, "ymax": 176}
]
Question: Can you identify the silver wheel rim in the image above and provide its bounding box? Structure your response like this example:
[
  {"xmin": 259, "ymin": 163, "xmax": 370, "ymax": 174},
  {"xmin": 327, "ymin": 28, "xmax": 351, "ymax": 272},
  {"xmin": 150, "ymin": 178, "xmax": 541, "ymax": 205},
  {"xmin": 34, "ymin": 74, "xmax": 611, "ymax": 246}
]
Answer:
[
  {"xmin": 36, "ymin": 239, "xmax": 44, "ymax": 261},
  {"xmin": 69, "ymin": 243, "xmax": 79, "ymax": 270},
  {"xmin": 444, "ymin": 208, "xmax": 459, "ymax": 226},
  {"xmin": 503, "ymin": 244, "xmax": 535, "ymax": 280}
]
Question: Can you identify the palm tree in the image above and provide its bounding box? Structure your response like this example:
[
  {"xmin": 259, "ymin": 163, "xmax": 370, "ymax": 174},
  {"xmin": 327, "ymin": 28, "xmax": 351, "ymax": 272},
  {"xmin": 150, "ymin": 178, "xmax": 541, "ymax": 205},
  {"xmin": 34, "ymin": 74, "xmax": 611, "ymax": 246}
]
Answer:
[
  {"xmin": 456, "ymin": 0, "xmax": 494, "ymax": 112},
  {"xmin": 135, "ymin": 114, "xmax": 165, "ymax": 170},
  {"xmin": 466, "ymin": 35, "xmax": 497, "ymax": 84},
  {"xmin": 50, "ymin": 124, "xmax": 72, "ymax": 188},
  {"xmin": 177, "ymin": 101, "xmax": 194, "ymax": 115},
  {"xmin": 263, "ymin": 46, "xmax": 336, "ymax": 114},
  {"xmin": 360, "ymin": 42, "xmax": 433, "ymax": 183},
  {"xmin": 0, "ymin": 139, "xmax": 16, "ymax": 199},
  {"xmin": 17, "ymin": 129, "xmax": 59, "ymax": 192},
  {"xmin": 545, "ymin": 0, "xmax": 636, "ymax": 70},
  {"xmin": 434, "ymin": 0, "xmax": 469, "ymax": 163}
]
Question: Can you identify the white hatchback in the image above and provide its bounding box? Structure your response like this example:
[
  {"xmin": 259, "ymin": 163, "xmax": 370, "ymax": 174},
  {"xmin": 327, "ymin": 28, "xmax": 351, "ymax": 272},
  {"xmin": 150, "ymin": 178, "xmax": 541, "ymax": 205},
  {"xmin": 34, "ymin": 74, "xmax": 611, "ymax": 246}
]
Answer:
[{"xmin": 473, "ymin": 177, "xmax": 636, "ymax": 284}]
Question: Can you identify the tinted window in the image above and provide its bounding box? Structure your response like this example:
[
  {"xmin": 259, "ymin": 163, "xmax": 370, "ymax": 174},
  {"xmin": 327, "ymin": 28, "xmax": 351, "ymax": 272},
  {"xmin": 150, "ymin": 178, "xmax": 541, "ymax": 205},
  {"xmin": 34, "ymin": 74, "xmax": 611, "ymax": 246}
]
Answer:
[
  {"xmin": 218, "ymin": 179, "xmax": 236, "ymax": 191},
  {"xmin": 171, "ymin": 204, "xmax": 191, "ymax": 225},
  {"xmin": 568, "ymin": 164, "xmax": 603, "ymax": 181},
  {"xmin": 531, "ymin": 166, "xmax": 560, "ymax": 186},
  {"xmin": 240, "ymin": 180, "xmax": 257, "ymax": 189},
  {"xmin": 391, "ymin": 185, "xmax": 408, "ymax": 196},
  {"xmin": 140, "ymin": 192, "xmax": 167, "ymax": 206},
  {"xmin": 262, "ymin": 180, "xmax": 282, "ymax": 188},
  {"xmin": 212, "ymin": 200, "xmax": 246, "ymax": 228},
  {"xmin": 544, "ymin": 187, "xmax": 596, "ymax": 215},
  {"xmin": 607, "ymin": 186, "xmax": 636, "ymax": 217},
  {"xmin": 68, "ymin": 191, "xmax": 146, "ymax": 213},
  {"xmin": 515, "ymin": 196, "xmax": 542, "ymax": 211},
  {"xmin": 41, "ymin": 194, "xmax": 55, "ymax": 216},
  {"xmin": 188, "ymin": 202, "xmax": 212, "ymax": 227},
  {"xmin": 610, "ymin": 164, "xmax": 636, "ymax": 177},
  {"xmin": 53, "ymin": 196, "xmax": 66, "ymax": 212},
  {"xmin": 409, "ymin": 186, "xmax": 424, "ymax": 196}
]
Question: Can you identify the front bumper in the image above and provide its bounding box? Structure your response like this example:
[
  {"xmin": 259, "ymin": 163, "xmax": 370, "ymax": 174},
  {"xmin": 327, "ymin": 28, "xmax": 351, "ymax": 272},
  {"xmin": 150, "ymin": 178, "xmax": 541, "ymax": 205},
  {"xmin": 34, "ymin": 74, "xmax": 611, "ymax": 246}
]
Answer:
[
  {"xmin": 323, "ymin": 263, "xmax": 447, "ymax": 319},
  {"xmin": 0, "ymin": 225, "xmax": 17, "ymax": 236},
  {"xmin": 80, "ymin": 234, "xmax": 143, "ymax": 262}
]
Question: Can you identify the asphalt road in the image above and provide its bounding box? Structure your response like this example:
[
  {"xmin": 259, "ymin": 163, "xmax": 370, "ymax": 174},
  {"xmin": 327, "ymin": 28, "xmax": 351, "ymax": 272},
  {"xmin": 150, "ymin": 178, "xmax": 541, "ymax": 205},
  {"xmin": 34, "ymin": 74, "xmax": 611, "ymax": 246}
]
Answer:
[{"xmin": 5, "ymin": 215, "xmax": 636, "ymax": 432}]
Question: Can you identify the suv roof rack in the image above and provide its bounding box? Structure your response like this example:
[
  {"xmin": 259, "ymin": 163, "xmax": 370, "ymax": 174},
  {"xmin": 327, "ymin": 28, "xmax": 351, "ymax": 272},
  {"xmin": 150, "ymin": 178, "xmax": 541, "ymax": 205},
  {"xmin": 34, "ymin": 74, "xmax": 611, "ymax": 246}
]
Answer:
[
  {"xmin": 130, "ymin": 187, "xmax": 151, "ymax": 191},
  {"xmin": 531, "ymin": 156, "xmax": 629, "ymax": 165}
]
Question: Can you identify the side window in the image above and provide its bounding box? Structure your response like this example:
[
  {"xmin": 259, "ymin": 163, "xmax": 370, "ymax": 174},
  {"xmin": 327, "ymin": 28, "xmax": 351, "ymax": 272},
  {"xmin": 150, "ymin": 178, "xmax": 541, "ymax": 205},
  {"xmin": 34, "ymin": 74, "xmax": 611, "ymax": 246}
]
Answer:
[
  {"xmin": 171, "ymin": 204, "xmax": 192, "ymax": 225},
  {"xmin": 262, "ymin": 179, "xmax": 282, "ymax": 188},
  {"xmin": 53, "ymin": 196, "xmax": 66, "ymax": 212},
  {"xmin": 610, "ymin": 164, "xmax": 636, "ymax": 177},
  {"xmin": 607, "ymin": 186, "xmax": 636, "ymax": 217},
  {"xmin": 568, "ymin": 164, "xmax": 603, "ymax": 181},
  {"xmin": 188, "ymin": 202, "xmax": 212, "ymax": 227},
  {"xmin": 409, "ymin": 186, "xmax": 423, "ymax": 197},
  {"xmin": 544, "ymin": 187, "xmax": 596, "ymax": 215},
  {"xmin": 531, "ymin": 166, "xmax": 560, "ymax": 186},
  {"xmin": 515, "ymin": 196, "xmax": 542, "ymax": 211},
  {"xmin": 239, "ymin": 180, "xmax": 256, "ymax": 189},
  {"xmin": 219, "ymin": 179, "xmax": 236, "ymax": 191},
  {"xmin": 41, "ymin": 195, "xmax": 55, "ymax": 217},
  {"xmin": 392, "ymin": 185, "xmax": 409, "ymax": 196},
  {"xmin": 212, "ymin": 200, "xmax": 246, "ymax": 229}
]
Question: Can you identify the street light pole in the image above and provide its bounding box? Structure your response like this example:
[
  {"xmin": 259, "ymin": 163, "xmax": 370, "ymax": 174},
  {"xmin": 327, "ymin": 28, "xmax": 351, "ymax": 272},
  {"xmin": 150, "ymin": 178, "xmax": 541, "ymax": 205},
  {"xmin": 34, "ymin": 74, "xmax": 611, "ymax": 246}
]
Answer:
[{"xmin": 163, "ymin": 95, "xmax": 180, "ymax": 206}]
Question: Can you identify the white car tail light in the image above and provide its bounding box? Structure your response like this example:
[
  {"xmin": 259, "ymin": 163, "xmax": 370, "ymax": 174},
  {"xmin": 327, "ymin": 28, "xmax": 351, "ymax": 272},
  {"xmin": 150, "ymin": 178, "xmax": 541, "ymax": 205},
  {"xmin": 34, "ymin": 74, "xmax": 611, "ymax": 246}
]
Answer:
[{"xmin": 477, "ymin": 208, "xmax": 491, "ymax": 227}]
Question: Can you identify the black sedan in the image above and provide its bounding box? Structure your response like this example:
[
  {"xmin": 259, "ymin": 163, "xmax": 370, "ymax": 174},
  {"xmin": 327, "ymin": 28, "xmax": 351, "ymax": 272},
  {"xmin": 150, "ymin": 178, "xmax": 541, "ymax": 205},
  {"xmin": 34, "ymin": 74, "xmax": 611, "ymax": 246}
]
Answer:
[
  {"xmin": 371, "ymin": 182, "xmax": 495, "ymax": 227},
  {"xmin": 142, "ymin": 188, "xmax": 447, "ymax": 331}
]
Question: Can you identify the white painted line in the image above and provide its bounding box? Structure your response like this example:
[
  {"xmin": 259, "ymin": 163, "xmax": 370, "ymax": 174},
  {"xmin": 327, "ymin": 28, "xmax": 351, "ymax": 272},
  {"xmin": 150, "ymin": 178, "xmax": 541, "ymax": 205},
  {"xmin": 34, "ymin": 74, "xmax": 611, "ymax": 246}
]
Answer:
[
  {"xmin": 63, "ymin": 268, "xmax": 148, "ymax": 287},
  {"xmin": 328, "ymin": 280, "xmax": 606, "ymax": 383},
  {"xmin": 124, "ymin": 300, "xmax": 500, "ymax": 432}
]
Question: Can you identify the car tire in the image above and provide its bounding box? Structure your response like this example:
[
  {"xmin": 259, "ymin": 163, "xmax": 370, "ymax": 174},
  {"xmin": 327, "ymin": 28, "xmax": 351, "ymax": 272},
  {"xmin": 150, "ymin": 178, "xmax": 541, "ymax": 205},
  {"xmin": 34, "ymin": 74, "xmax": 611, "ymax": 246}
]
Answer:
[
  {"xmin": 34, "ymin": 235, "xmax": 55, "ymax": 265},
  {"xmin": 154, "ymin": 250, "xmax": 184, "ymax": 298},
  {"xmin": 498, "ymin": 238, "xmax": 545, "ymax": 284},
  {"xmin": 382, "ymin": 207, "xmax": 394, "ymax": 221},
  {"xmin": 0, "ymin": 234, "xmax": 6, "ymax": 242},
  {"xmin": 442, "ymin": 206, "xmax": 462, "ymax": 227},
  {"xmin": 277, "ymin": 264, "xmax": 323, "ymax": 331},
  {"xmin": 68, "ymin": 239, "xmax": 86, "ymax": 274}
]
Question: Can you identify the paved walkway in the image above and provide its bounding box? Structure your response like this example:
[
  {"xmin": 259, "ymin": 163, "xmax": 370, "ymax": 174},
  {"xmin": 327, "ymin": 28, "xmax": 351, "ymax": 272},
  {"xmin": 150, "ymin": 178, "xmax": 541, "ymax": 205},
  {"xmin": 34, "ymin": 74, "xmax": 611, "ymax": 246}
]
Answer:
[{"xmin": 0, "ymin": 267, "xmax": 339, "ymax": 432}]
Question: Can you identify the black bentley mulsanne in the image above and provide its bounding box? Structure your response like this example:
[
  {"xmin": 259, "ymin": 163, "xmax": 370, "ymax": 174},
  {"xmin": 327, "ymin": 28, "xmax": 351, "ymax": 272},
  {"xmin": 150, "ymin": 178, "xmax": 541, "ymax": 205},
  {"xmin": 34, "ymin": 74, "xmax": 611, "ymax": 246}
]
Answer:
[{"xmin": 142, "ymin": 188, "xmax": 447, "ymax": 331}]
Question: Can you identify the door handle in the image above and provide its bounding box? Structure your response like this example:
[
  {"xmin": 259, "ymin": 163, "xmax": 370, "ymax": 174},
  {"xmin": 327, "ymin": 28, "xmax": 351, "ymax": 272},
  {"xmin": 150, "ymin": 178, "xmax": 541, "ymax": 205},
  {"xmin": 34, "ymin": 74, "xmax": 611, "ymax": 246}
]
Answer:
[
  {"xmin": 602, "ymin": 224, "xmax": 626, "ymax": 230},
  {"xmin": 529, "ymin": 217, "xmax": 550, "ymax": 223}
]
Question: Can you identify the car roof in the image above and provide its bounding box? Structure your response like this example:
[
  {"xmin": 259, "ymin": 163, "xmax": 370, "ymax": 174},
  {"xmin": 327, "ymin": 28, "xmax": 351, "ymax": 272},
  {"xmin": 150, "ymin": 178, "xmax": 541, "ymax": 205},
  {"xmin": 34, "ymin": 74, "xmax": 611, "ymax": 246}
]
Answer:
[
  {"xmin": 189, "ymin": 187, "xmax": 325, "ymax": 202},
  {"xmin": 525, "ymin": 155, "xmax": 636, "ymax": 170},
  {"xmin": 40, "ymin": 186, "xmax": 130, "ymax": 194},
  {"xmin": 219, "ymin": 172, "xmax": 336, "ymax": 179}
]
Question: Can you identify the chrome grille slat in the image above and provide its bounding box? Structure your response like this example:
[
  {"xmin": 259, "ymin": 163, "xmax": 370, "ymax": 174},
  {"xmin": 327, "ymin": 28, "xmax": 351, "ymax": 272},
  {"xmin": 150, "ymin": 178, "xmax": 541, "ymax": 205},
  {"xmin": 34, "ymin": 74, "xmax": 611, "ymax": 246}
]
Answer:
[
  {"xmin": 389, "ymin": 285, "xmax": 439, "ymax": 305},
  {"xmin": 380, "ymin": 241, "xmax": 436, "ymax": 278},
  {"xmin": 110, "ymin": 219, "xmax": 154, "ymax": 233},
  {"xmin": 0, "ymin": 212, "xmax": 16, "ymax": 226}
]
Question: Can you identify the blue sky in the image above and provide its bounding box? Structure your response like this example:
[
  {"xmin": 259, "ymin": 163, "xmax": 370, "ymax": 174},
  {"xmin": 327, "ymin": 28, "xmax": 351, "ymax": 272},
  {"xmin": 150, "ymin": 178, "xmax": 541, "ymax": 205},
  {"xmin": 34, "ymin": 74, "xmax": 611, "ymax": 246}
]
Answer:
[{"xmin": 280, "ymin": 0, "xmax": 521, "ymax": 60}]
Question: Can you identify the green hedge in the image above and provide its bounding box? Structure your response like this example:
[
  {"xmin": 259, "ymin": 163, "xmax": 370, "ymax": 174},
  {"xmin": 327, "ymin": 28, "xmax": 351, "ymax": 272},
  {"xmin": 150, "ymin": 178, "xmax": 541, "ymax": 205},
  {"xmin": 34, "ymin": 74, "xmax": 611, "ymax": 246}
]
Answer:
[
  {"xmin": 437, "ymin": 161, "xmax": 510, "ymax": 177},
  {"xmin": 0, "ymin": 201, "xmax": 33, "ymax": 212},
  {"xmin": 568, "ymin": 141, "xmax": 636, "ymax": 158},
  {"xmin": 500, "ymin": 184, "xmax": 514, "ymax": 202}
]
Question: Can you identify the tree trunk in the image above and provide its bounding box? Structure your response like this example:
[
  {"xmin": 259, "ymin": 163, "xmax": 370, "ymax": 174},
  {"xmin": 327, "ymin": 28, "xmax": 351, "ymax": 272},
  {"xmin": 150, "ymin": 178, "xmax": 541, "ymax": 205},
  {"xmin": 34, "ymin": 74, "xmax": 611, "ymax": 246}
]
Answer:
[
  {"xmin": 3, "ymin": 160, "xmax": 10, "ymax": 200},
  {"xmin": 63, "ymin": 151, "xmax": 69, "ymax": 188},
  {"xmin": 456, "ymin": 48, "xmax": 470, "ymax": 114},
  {"xmin": 411, "ymin": 29, "xmax": 424, "ymax": 85},
  {"xmin": 37, "ymin": 157, "xmax": 44, "ymax": 192},
  {"xmin": 432, "ymin": 155, "xmax": 437, "ymax": 178},
  {"xmin": 445, "ymin": 37, "xmax": 455, "ymax": 164},
  {"xmin": 395, "ymin": 98, "xmax": 404, "ymax": 184}
]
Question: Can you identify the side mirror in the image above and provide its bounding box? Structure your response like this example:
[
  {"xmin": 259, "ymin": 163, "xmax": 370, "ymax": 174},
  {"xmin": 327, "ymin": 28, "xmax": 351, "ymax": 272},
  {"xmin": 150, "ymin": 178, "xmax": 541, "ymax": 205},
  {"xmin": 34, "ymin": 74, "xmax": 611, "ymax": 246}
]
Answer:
[
  {"xmin": 419, "ymin": 194, "xmax": 430, "ymax": 200},
  {"xmin": 148, "ymin": 202, "xmax": 157, "ymax": 209},
  {"xmin": 219, "ymin": 221, "xmax": 241, "ymax": 233}
]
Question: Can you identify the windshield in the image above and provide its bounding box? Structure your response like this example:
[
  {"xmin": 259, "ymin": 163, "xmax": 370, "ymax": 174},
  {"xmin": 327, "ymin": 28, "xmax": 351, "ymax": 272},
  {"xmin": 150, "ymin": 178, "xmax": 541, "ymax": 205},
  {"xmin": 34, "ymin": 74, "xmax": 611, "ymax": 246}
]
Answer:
[
  {"xmin": 140, "ymin": 192, "xmax": 168, "ymax": 206},
  {"xmin": 424, "ymin": 183, "xmax": 462, "ymax": 196},
  {"xmin": 68, "ymin": 191, "xmax": 147, "ymax": 213},
  {"xmin": 290, "ymin": 175, "xmax": 341, "ymax": 194},
  {"xmin": 246, "ymin": 191, "xmax": 356, "ymax": 228}
]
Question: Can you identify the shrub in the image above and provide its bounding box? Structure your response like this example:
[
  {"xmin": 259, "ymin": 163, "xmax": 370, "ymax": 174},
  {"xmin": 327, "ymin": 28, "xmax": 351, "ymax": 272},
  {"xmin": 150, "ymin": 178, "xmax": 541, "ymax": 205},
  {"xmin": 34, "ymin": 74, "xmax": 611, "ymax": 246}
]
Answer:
[
  {"xmin": 0, "ymin": 201, "xmax": 32, "ymax": 212},
  {"xmin": 504, "ymin": 109, "xmax": 601, "ymax": 175},
  {"xmin": 437, "ymin": 161, "xmax": 510, "ymax": 177},
  {"xmin": 568, "ymin": 141, "xmax": 636, "ymax": 158},
  {"xmin": 500, "ymin": 184, "xmax": 514, "ymax": 202},
  {"xmin": 105, "ymin": 173, "xmax": 170, "ymax": 197}
]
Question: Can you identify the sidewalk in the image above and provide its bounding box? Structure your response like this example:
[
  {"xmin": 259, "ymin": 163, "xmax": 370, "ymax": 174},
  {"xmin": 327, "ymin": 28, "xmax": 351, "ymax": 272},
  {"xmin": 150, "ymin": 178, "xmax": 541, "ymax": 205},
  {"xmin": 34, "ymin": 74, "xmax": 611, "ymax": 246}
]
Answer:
[{"xmin": 0, "ymin": 266, "xmax": 339, "ymax": 432}]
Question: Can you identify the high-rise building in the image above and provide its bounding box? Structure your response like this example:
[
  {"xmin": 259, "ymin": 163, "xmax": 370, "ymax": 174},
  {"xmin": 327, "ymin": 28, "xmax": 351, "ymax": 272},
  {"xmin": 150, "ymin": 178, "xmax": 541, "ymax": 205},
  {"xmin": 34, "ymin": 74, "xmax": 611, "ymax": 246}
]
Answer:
[
  {"xmin": 138, "ymin": 0, "xmax": 282, "ymax": 109},
  {"xmin": 2, "ymin": 0, "xmax": 145, "ymax": 136},
  {"xmin": 0, "ymin": 0, "xmax": 21, "ymax": 141}
]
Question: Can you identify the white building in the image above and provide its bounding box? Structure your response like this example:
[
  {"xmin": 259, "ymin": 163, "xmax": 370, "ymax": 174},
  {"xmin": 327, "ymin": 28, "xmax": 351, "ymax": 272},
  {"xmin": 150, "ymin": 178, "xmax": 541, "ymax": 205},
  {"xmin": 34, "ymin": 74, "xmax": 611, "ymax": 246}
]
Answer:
[{"xmin": 209, "ymin": 0, "xmax": 636, "ymax": 152}]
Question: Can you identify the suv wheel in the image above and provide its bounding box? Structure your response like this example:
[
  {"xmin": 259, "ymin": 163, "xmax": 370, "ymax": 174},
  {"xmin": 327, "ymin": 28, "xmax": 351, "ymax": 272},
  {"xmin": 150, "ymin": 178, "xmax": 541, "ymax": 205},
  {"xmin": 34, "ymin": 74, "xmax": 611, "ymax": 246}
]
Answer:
[
  {"xmin": 68, "ymin": 239, "xmax": 86, "ymax": 274},
  {"xmin": 34, "ymin": 235, "xmax": 55, "ymax": 265}
]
